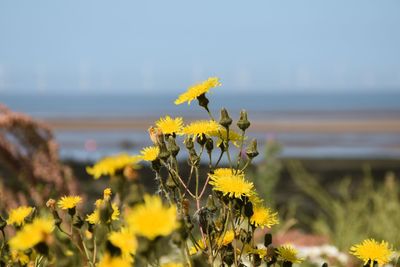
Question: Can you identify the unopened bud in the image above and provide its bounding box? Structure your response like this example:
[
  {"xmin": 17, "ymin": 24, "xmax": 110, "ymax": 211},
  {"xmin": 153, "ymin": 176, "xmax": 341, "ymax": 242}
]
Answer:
[
  {"xmin": 246, "ymin": 139, "xmax": 259, "ymax": 159},
  {"xmin": 219, "ymin": 108, "xmax": 232, "ymax": 128},
  {"xmin": 196, "ymin": 134, "xmax": 207, "ymax": 146},
  {"xmin": 197, "ymin": 93, "xmax": 209, "ymax": 110},
  {"xmin": 237, "ymin": 110, "xmax": 250, "ymax": 131},
  {"xmin": 264, "ymin": 233, "xmax": 272, "ymax": 247},
  {"xmin": 158, "ymin": 141, "xmax": 170, "ymax": 160},
  {"xmin": 206, "ymin": 195, "xmax": 217, "ymax": 212},
  {"xmin": 205, "ymin": 138, "xmax": 214, "ymax": 153},
  {"xmin": 184, "ymin": 136, "xmax": 194, "ymax": 150},
  {"xmin": 167, "ymin": 136, "xmax": 180, "ymax": 157}
]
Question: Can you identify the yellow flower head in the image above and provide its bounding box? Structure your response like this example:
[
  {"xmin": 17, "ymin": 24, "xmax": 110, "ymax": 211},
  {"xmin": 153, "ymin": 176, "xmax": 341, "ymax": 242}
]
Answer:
[
  {"xmin": 209, "ymin": 128, "xmax": 246, "ymax": 147},
  {"xmin": 189, "ymin": 239, "xmax": 206, "ymax": 255},
  {"xmin": 11, "ymin": 250, "xmax": 30, "ymax": 265},
  {"xmin": 98, "ymin": 253, "xmax": 131, "ymax": 267},
  {"xmin": 350, "ymin": 239, "xmax": 394, "ymax": 266},
  {"xmin": 58, "ymin": 196, "xmax": 82, "ymax": 210},
  {"xmin": 156, "ymin": 116, "xmax": 183, "ymax": 135},
  {"xmin": 9, "ymin": 217, "xmax": 54, "ymax": 251},
  {"xmin": 276, "ymin": 245, "xmax": 303, "ymax": 264},
  {"xmin": 86, "ymin": 153, "xmax": 141, "ymax": 179},
  {"xmin": 250, "ymin": 205, "xmax": 279, "ymax": 229},
  {"xmin": 7, "ymin": 206, "xmax": 33, "ymax": 226},
  {"xmin": 109, "ymin": 228, "xmax": 137, "ymax": 261},
  {"xmin": 217, "ymin": 230, "xmax": 235, "ymax": 247},
  {"xmin": 161, "ymin": 263, "xmax": 184, "ymax": 267},
  {"xmin": 174, "ymin": 77, "xmax": 221, "ymax": 105},
  {"xmin": 140, "ymin": 146, "xmax": 160, "ymax": 161},
  {"xmin": 181, "ymin": 120, "xmax": 221, "ymax": 137},
  {"xmin": 126, "ymin": 195, "xmax": 179, "ymax": 240},
  {"xmin": 103, "ymin": 188, "xmax": 112, "ymax": 199},
  {"xmin": 86, "ymin": 203, "xmax": 120, "ymax": 225},
  {"xmin": 209, "ymin": 168, "xmax": 254, "ymax": 199}
]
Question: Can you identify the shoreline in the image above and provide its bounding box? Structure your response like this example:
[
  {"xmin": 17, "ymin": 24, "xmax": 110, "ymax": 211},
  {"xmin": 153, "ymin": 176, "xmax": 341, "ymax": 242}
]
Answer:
[{"xmin": 44, "ymin": 117, "xmax": 400, "ymax": 133}]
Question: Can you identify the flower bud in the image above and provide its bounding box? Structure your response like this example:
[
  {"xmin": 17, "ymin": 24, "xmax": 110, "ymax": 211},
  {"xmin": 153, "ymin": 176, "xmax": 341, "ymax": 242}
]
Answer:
[
  {"xmin": 219, "ymin": 108, "xmax": 232, "ymax": 128},
  {"xmin": 184, "ymin": 136, "xmax": 194, "ymax": 150},
  {"xmin": 196, "ymin": 133, "xmax": 207, "ymax": 146},
  {"xmin": 237, "ymin": 110, "xmax": 250, "ymax": 131},
  {"xmin": 206, "ymin": 195, "xmax": 217, "ymax": 212},
  {"xmin": 244, "ymin": 201, "xmax": 254, "ymax": 218},
  {"xmin": 264, "ymin": 233, "xmax": 272, "ymax": 247},
  {"xmin": 205, "ymin": 138, "xmax": 214, "ymax": 153},
  {"xmin": 246, "ymin": 139, "xmax": 259, "ymax": 159},
  {"xmin": 167, "ymin": 136, "xmax": 180, "ymax": 157},
  {"xmin": 197, "ymin": 93, "xmax": 209, "ymax": 110},
  {"xmin": 158, "ymin": 141, "xmax": 170, "ymax": 160}
]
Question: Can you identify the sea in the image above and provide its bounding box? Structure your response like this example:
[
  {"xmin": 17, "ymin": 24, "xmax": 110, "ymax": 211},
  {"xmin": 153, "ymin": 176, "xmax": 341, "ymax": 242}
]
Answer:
[{"xmin": 1, "ymin": 92, "xmax": 400, "ymax": 161}]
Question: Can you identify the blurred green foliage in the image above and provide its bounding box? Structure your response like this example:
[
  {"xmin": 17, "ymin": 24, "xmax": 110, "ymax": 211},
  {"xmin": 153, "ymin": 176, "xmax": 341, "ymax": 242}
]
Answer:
[
  {"xmin": 287, "ymin": 161, "xmax": 400, "ymax": 250},
  {"xmin": 253, "ymin": 142, "xmax": 400, "ymax": 251}
]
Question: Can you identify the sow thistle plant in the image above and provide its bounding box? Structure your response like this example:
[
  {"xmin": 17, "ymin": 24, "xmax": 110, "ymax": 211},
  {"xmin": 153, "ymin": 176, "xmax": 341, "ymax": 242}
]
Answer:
[{"xmin": 0, "ymin": 77, "xmax": 398, "ymax": 267}]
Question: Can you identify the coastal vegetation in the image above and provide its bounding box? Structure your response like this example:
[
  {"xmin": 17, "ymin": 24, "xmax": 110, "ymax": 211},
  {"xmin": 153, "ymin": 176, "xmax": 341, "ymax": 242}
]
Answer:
[{"xmin": 0, "ymin": 78, "xmax": 398, "ymax": 266}]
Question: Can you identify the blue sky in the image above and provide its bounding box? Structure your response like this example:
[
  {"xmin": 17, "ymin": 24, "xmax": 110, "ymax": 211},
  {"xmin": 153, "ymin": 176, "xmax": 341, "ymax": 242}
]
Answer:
[{"xmin": 0, "ymin": 0, "xmax": 399, "ymax": 94}]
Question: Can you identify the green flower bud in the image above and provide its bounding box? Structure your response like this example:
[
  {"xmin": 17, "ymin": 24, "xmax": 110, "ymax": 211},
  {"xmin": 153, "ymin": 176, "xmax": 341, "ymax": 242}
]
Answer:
[
  {"xmin": 246, "ymin": 139, "xmax": 259, "ymax": 159},
  {"xmin": 219, "ymin": 108, "xmax": 232, "ymax": 128},
  {"xmin": 184, "ymin": 136, "xmax": 194, "ymax": 150},
  {"xmin": 167, "ymin": 136, "xmax": 180, "ymax": 157},
  {"xmin": 237, "ymin": 110, "xmax": 250, "ymax": 131},
  {"xmin": 205, "ymin": 138, "xmax": 214, "ymax": 153},
  {"xmin": 196, "ymin": 133, "xmax": 207, "ymax": 146},
  {"xmin": 197, "ymin": 93, "xmax": 209, "ymax": 110},
  {"xmin": 264, "ymin": 233, "xmax": 272, "ymax": 247},
  {"xmin": 158, "ymin": 141, "xmax": 170, "ymax": 160}
]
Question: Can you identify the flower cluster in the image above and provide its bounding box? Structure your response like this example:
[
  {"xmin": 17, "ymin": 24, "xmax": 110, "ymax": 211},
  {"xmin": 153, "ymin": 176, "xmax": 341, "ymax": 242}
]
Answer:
[{"xmin": 1, "ymin": 77, "xmax": 397, "ymax": 267}]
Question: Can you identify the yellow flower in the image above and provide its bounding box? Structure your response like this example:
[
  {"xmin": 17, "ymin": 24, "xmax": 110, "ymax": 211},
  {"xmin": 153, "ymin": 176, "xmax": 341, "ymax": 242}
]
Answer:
[
  {"xmin": 209, "ymin": 168, "xmax": 254, "ymax": 199},
  {"xmin": 126, "ymin": 195, "xmax": 179, "ymax": 240},
  {"xmin": 86, "ymin": 153, "xmax": 141, "ymax": 179},
  {"xmin": 86, "ymin": 203, "xmax": 120, "ymax": 225},
  {"xmin": 156, "ymin": 116, "xmax": 183, "ymax": 135},
  {"xmin": 7, "ymin": 206, "xmax": 33, "ymax": 226},
  {"xmin": 98, "ymin": 253, "xmax": 131, "ymax": 267},
  {"xmin": 103, "ymin": 188, "xmax": 112, "ymax": 200},
  {"xmin": 248, "ymin": 193, "xmax": 263, "ymax": 205},
  {"xmin": 276, "ymin": 245, "xmax": 303, "ymax": 264},
  {"xmin": 109, "ymin": 228, "xmax": 137, "ymax": 261},
  {"xmin": 174, "ymin": 77, "xmax": 221, "ymax": 105},
  {"xmin": 181, "ymin": 120, "xmax": 221, "ymax": 137},
  {"xmin": 250, "ymin": 205, "xmax": 279, "ymax": 228},
  {"xmin": 217, "ymin": 230, "xmax": 235, "ymax": 247},
  {"xmin": 11, "ymin": 250, "xmax": 30, "ymax": 265},
  {"xmin": 209, "ymin": 128, "xmax": 245, "ymax": 147},
  {"xmin": 58, "ymin": 196, "xmax": 82, "ymax": 210},
  {"xmin": 350, "ymin": 239, "xmax": 394, "ymax": 266},
  {"xmin": 243, "ymin": 245, "xmax": 268, "ymax": 258},
  {"xmin": 9, "ymin": 217, "xmax": 54, "ymax": 251},
  {"xmin": 161, "ymin": 263, "xmax": 184, "ymax": 267},
  {"xmin": 140, "ymin": 146, "xmax": 160, "ymax": 161},
  {"xmin": 189, "ymin": 239, "xmax": 206, "ymax": 255}
]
